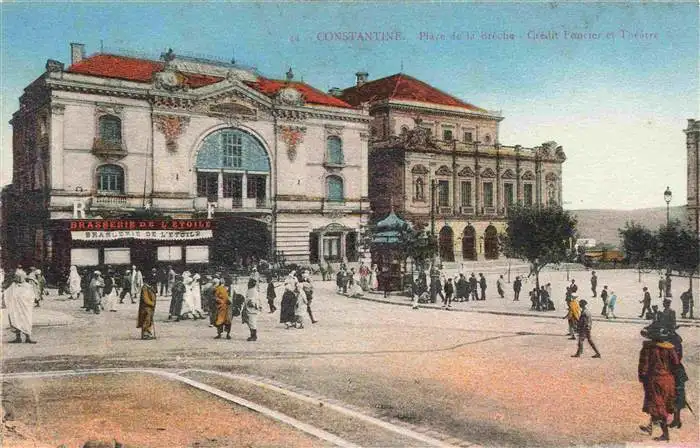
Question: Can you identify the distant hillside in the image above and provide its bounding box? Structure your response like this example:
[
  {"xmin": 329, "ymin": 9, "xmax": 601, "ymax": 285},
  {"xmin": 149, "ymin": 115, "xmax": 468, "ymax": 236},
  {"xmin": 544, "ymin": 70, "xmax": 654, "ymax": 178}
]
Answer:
[{"xmin": 571, "ymin": 206, "xmax": 687, "ymax": 247}]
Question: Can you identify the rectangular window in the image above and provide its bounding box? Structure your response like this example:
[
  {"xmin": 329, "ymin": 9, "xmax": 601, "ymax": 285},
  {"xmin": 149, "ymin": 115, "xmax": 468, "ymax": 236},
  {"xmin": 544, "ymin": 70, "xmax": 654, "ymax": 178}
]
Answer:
[
  {"xmin": 442, "ymin": 129, "xmax": 453, "ymax": 141},
  {"xmin": 104, "ymin": 248, "xmax": 131, "ymax": 265},
  {"xmin": 157, "ymin": 246, "xmax": 182, "ymax": 262},
  {"xmin": 461, "ymin": 181, "xmax": 472, "ymax": 206},
  {"xmin": 483, "ymin": 182, "xmax": 494, "ymax": 207},
  {"xmin": 197, "ymin": 172, "xmax": 219, "ymax": 200},
  {"xmin": 222, "ymin": 174, "xmax": 242, "ymax": 199},
  {"xmin": 463, "ymin": 131, "xmax": 473, "ymax": 143},
  {"xmin": 186, "ymin": 245, "xmax": 210, "ymax": 264},
  {"xmin": 438, "ymin": 180, "xmax": 450, "ymax": 207},
  {"xmin": 99, "ymin": 173, "xmax": 121, "ymax": 192},
  {"xmin": 222, "ymin": 133, "xmax": 242, "ymax": 167},
  {"xmin": 323, "ymin": 236, "xmax": 341, "ymax": 261},
  {"xmin": 524, "ymin": 184, "xmax": 534, "ymax": 206},
  {"xmin": 504, "ymin": 183, "xmax": 514, "ymax": 206},
  {"xmin": 71, "ymin": 248, "xmax": 99, "ymax": 266}
]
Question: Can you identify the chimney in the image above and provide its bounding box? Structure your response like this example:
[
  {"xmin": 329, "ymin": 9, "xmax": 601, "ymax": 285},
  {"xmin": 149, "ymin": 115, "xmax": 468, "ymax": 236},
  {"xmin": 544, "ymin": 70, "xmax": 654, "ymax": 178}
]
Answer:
[
  {"xmin": 70, "ymin": 43, "xmax": 85, "ymax": 65},
  {"xmin": 355, "ymin": 71, "xmax": 369, "ymax": 87},
  {"xmin": 328, "ymin": 87, "xmax": 342, "ymax": 97}
]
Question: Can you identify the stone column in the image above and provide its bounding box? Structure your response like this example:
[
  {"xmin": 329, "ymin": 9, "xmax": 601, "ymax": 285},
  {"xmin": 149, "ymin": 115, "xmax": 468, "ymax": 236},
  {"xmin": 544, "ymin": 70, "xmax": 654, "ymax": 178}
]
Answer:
[
  {"xmin": 495, "ymin": 144, "xmax": 501, "ymax": 214},
  {"xmin": 242, "ymin": 172, "xmax": 248, "ymax": 199},
  {"xmin": 318, "ymin": 232, "xmax": 325, "ymax": 263},
  {"xmin": 340, "ymin": 231, "xmax": 348, "ymax": 262},
  {"xmin": 217, "ymin": 171, "xmax": 224, "ymax": 201},
  {"xmin": 50, "ymin": 103, "xmax": 65, "ymax": 190}
]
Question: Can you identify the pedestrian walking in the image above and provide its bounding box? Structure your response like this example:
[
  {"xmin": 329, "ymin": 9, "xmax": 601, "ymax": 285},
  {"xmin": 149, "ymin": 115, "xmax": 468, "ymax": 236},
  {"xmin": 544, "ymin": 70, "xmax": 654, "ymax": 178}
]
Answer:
[
  {"xmin": 513, "ymin": 276, "xmax": 522, "ymax": 301},
  {"xmin": 430, "ymin": 273, "xmax": 444, "ymax": 304},
  {"xmin": 669, "ymin": 329, "xmax": 689, "ymax": 430},
  {"xmin": 169, "ymin": 274, "xmax": 185, "ymax": 321},
  {"xmin": 571, "ymin": 300, "xmax": 601, "ymax": 358},
  {"xmin": 563, "ymin": 295, "xmax": 581, "ymax": 339},
  {"xmin": 590, "ymin": 271, "xmax": 598, "ymax": 297},
  {"xmin": 680, "ymin": 289, "xmax": 693, "ymax": 319},
  {"xmin": 167, "ymin": 265, "xmax": 176, "ymax": 296},
  {"xmin": 469, "ymin": 273, "xmax": 478, "ymax": 301},
  {"xmin": 157, "ymin": 266, "xmax": 168, "ymax": 297},
  {"xmin": 638, "ymin": 324, "xmax": 679, "ymax": 442},
  {"xmin": 4, "ymin": 270, "xmax": 37, "ymax": 343},
  {"xmin": 136, "ymin": 276, "xmax": 157, "ymax": 340},
  {"xmin": 658, "ymin": 275, "xmax": 666, "ymax": 299},
  {"xmin": 455, "ymin": 273, "xmax": 468, "ymax": 302},
  {"xmin": 102, "ymin": 268, "xmax": 119, "ymax": 312},
  {"xmin": 119, "ymin": 268, "xmax": 132, "ymax": 304},
  {"xmin": 302, "ymin": 271, "xmax": 318, "ymax": 323},
  {"xmin": 89, "ymin": 271, "xmax": 105, "ymax": 314},
  {"xmin": 190, "ymin": 273, "xmax": 205, "ymax": 319},
  {"xmin": 280, "ymin": 275, "xmax": 298, "ymax": 328},
  {"xmin": 266, "ymin": 275, "xmax": 277, "ymax": 313},
  {"xmin": 242, "ymin": 278, "xmax": 262, "ymax": 341},
  {"xmin": 639, "ymin": 287, "xmax": 652, "ymax": 318},
  {"xmin": 213, "ymin": 278, "xmax": 232, "ymax": 339},
  {"xmin": 496, "ymin": 275, "xmax": 505, "ymax": 298},
  {"xmin": 608, "ymin": 291, "xmax": 617, "ymax": 319},
  {"xmin": 600, "ymin": 285, "xmax": 609, "ymax": 317},
  {"xmin": 443, "ymin": 277, "xmax": 454, "ymax": 309},
  {"xmin": 569, "ymin": 279, "xmax": 578, "ymax": 295},
  {"xmin": 665, "ymin": 274, "xmax": 672, "ymax": 298},
  {"xmin": 294, "ymin": 281, "xmax": 308, "ymax": 329},
  {"xmin": 67, "ymin": 265, "xmax": 82, "ymax": 301},
  {"xmin": 130, "ymin": 266, "xmax": 143, "ymax": 304},
  {"xmin": 658, "ymin": 298, "xmax": 676, "ymax": 331},
  {"xmin": 478, "ymin": 273, "xmax": 487, "ymax": 300},
  {"xmin": 369, "ymin": 264, "xmax": 379, "ymax": 291}
]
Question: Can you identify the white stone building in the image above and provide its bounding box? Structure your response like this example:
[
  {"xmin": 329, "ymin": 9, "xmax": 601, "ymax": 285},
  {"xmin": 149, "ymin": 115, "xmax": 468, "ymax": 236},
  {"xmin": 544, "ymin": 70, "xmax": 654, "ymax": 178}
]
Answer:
[{"xmin": 3, "ymin": 44, "xmax": 370, "ymax": 279}]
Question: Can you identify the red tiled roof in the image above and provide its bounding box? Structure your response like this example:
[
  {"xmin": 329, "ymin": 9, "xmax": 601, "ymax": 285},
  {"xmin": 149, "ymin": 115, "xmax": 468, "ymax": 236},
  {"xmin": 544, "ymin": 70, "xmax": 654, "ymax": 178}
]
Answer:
[
  {"xmin": 339, "ymin": 73, "xmax": 487, "ymax": 113},
  {"xmin": 67, "ymin": 53, "xmax": 223, "ymax": 88},
  {"xmin": 244, "ymin": 77, "xmax": 354, "ymax": 109}
]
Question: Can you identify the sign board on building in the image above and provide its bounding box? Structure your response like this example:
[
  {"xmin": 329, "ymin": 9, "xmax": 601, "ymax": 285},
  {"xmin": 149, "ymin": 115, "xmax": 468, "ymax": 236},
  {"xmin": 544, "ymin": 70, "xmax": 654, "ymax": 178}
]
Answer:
[{"xmin": 69, "ymin": 219, "xmax": 214, "ymax": 241}]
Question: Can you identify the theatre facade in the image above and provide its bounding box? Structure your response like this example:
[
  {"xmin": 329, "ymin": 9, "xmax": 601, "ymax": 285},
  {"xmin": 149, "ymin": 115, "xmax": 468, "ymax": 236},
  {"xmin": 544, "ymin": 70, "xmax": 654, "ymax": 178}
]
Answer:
[{"xmin": 2, "ymin": 44, "xmax": 370, "ymax": 280}]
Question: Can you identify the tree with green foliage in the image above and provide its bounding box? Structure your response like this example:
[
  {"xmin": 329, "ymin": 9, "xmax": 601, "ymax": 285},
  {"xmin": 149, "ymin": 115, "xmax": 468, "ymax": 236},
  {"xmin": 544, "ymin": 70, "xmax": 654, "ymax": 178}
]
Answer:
[
  {"xmin": 656, "ymin": 221, "xmax": 700, "ymax": 291},
  {"xmin": 619, "ymin": 221, "xmax": 657, "ymax": 281},
  {"xmin": 500, "ymin": 204, "xmax": 577, "ymax": 291}
]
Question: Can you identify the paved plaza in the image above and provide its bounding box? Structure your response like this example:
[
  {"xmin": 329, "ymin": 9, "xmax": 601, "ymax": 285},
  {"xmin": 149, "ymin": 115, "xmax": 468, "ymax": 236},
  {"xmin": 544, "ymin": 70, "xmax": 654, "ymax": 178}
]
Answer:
[{"xmin": 2, "ymin": 268, "xmax": 699, "ymax": 447}]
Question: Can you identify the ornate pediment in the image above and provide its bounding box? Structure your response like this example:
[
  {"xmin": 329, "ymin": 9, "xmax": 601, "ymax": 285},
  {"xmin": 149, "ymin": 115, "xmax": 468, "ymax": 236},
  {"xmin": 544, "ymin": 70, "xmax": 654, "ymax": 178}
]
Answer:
[
  {"xmin": 458, "ymin": 166, "xmax": 475, "ymax": 177},
  {"xmin": 435, "ymin": 165, "xmax": 452, "ymax": 176},
  {"xmin": 502, "ymin": 169, "xmax": 515, "ymax": 179},
  {"xmin": 522, "ymin": 170, "xmax": 536, "ymax": 181},
  {"xmin": 481, "ymin": 168, "xmax": 496, "ymax": 178},
  {"xmin": 411, "ymin": 164, "xmax": 429, "ymax": 175},
  {"xmin": 191, "ymin": 92, "xmax": 261, "ymax": 121}
]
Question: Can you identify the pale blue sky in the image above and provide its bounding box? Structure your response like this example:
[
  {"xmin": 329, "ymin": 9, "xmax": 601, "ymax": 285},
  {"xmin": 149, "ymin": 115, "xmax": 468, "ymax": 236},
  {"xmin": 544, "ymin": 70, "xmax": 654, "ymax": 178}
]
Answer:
[{"xmin": 1, "ymin": 1, "xmax": 698, "ymax": 209}]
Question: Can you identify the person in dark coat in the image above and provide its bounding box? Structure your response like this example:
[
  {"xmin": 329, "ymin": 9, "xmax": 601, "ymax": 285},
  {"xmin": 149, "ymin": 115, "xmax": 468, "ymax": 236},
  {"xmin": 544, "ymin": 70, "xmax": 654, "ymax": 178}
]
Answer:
[
  {"xmin": 157, "ymin": 266, "xmax": 169, "ymax": 297},
  {"xmin": 680, "ymin": 289, "xmax": 693, "ymax": 319},
  {"xmin": 280, "ymin": 279, "xmax": 297, "ymax": 328},
  {"xmin": 81, "ymin": 269, "xmax": 91, "ymax": 309},
  {"xmin": 169, "ymin": 274, "xmax": 185, "ymax": 321},
  {"xmin": 119, "ymin": 268, "xmax": 132, "ymax": 304},
  {"xmin": 665, "ymin": 274, "xmax": 672, "ymax": 298},
  {"xmin": 455, "ymin": 273, "xmax": 467, "ymax": 302},
  {"xmin": 639, "ymin": 286, "xmax": 652, "ymax": 318},
  {"xmin": 478, "ymin": 273, "xmax": 487, "ymax": 300},
  {"xmin": 469, "ymin": 273, "xmax": 478, "ymax": 301},
  {"xmin": 590, "ymin": 271, "xmax": 598, "ymax": 298},
  {"xmin": 668, "ymin": 330, "xmax": 688, "ymax": 430},
  {"xmin": 266, "ymin": 275, "xmax": 277, "ymax": 313},
  {"xmin": 443, "ymin": 278, "xmax": 454, "ymax": 309},
  {"xmin": 513, "ymin": 276, "xmax": 522, "ymax": 301},
  {"xmin": 600, "ymin": 285, "xmax": 609, "ymax": 317}
]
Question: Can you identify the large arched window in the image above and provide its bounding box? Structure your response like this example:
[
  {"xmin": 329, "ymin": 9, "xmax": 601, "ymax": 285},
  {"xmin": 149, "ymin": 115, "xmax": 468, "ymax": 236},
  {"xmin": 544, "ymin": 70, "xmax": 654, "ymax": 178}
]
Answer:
[
  {"xmin": 98, "ymin": 115, "xmax": 122, "ymax": 144},
  {"xmin": 97, "ymin": 164, "xmax": 124, "ymax": 193},
  {"xmin": 327, "ymin": 176, "xmax": 344, "ymax": 202},
  {"xmin": 326, "ymin": 136, "xmax": 344, "ymax": 165}
]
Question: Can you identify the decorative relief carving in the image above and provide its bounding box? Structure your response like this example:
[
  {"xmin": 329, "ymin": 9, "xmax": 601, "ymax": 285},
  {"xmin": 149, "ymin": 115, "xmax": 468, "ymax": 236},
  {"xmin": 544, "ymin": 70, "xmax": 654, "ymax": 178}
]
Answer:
[
  {"xmin": 279, "ymin": 125, "xmax": 306, "ymax": 162},
  {"xmin": 324, "ymin": 124, "xmax": 344, "ymax": 136},
  {"xmin": 502, "ymin": 169, "xmax": 516, "ymax": 179},
  {"xmin": 522, "ymin": 170, "xmax": 536, "ymax": 181},
  {"xmin": 545, "ymin": 172, "xmax": 558, "ymax": 182},
  {"xmin": 154, "ymin": 114, "xmax": 190, "ymax": 152},
  {"xmin": 96, "ymin": 103, "xmax": 124, "ymax": 116},
  {"xmin": 435, "ymin": 165, "xmax": 452, "ymax": 176},
  {"xmin": 458, "ymin": 166, "xmax": 475, "ymax": 177},
  {"xmin": 51, "ymin": 103, "xmax": 66, "ymax": 115},
  {"xmin": 411, "ymin": 164, "xmax": 429, "ymax": 175},
  {"xmin": 481, "ymin": 168, "xmax": 496, "ymax": 178}
]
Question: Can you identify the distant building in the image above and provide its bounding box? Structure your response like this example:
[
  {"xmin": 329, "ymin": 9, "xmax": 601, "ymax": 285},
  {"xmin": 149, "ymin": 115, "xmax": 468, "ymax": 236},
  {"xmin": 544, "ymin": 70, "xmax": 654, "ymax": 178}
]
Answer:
[
  {"xmin": 2, "ymin": 44, "xmax": 371, "ymax": 280},
  {"xmin": 338, "ymin": 72, "xmax": 566, "ymax": 262},
  {"xmin": 686, "ymin": 119, "xmax": 699, "ymax": 235}
]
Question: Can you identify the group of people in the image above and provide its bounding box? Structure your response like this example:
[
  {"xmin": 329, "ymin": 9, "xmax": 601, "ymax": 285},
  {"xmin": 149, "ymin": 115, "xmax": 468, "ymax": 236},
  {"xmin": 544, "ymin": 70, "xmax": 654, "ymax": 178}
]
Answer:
[
  {"xmin": 335, "ymin": 263, "xmax": 378, "ymax": 297},
  {"xmin": 279, "ymin": 269, "xmax": 317, "ymax": 329},
  {"xmin": 407, "ymin": 270, "xmax": 493, "ymax": 310}
]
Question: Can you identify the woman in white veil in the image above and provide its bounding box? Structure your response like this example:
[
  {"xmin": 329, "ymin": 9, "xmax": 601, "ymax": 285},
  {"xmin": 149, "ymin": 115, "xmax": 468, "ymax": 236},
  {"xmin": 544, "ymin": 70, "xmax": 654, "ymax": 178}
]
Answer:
[
  {"xmin": 190, "ymin": 273, "xmax": 205, "ymax": 319},
  {"xmin": 67, "ymin": 266, "xmax": 82, "ymax": 300}
]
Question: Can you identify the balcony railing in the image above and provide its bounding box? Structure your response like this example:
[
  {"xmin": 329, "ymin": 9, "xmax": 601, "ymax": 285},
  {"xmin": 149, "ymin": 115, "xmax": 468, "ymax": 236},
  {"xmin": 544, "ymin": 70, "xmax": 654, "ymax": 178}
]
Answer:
[
  {"xmin": 92, "ymin": 138, "xmax": 126, "ymax": 156},
  {"xmin": 196, "ymin": 196, "xmax": 270, "ymax": 211},
  {"xmin": 92, "ymin": 194, "xmax": 128, "ymax": 207}
]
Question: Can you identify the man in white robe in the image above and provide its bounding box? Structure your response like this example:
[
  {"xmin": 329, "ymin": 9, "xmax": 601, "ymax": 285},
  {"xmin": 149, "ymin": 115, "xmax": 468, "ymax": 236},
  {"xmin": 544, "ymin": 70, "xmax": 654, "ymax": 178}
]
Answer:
[
  {"xmin": 5, "ymin": 271, "xmax": 37, "ymax": 343},
  {"xmin": 130, "ymin": 265, "xmax": 143, "ymax": 303}
]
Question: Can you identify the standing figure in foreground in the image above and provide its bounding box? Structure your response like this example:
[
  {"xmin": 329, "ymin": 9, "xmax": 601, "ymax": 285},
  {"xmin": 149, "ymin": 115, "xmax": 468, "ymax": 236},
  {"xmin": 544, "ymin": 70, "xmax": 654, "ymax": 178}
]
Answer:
[
  {"xmin": 513, "ymin": 276, "xmax": 521, "ymax": 301},
  {"xmin": 638, "ymin": 325, "xmax": 679, "ymax": 442},
  {"xmin": 130, "ymin": 266, "xmax": 143, "ymax": 305},
  {"xmin": 67, "ymin": 265, "xmax": 82, "ymax": 301},
  {"xmin": 302, "ymin": 270, "xmax": 318, "ymax": 323},
  {"xmin": 590, "ymin": 271, "xmax": 598, "ymax": 298},
  {"xmin": 243, "ymin": 278, "xmax": 263, "ymax": 341},
  {"xmin": 5, "ymin": 271, "xmax": 37, "ymax": 343},
  {"xmin": 213, "ymin": 278, "xmax": 232, "ymax": 339},
  {"xmin": 639, "ymin": 287, "xmax": 652, "ymax": 319},
  {"xmin": 680, "ymin": 289, "xmax": 693, "ymax": 319},
  {"xmin": 571, "ymin": 300, "xmax": 601, "ymax": 358},
  {"xmin": 266, "ymin": 275, "xmax": 277, "ymax": 313},
  {"xmin": 136, "ymin": 274, "xmax": 157, "ymax": 340},
  {"xmin": 496, "ymin": 275, "xmax": 505, "ymax": 299}
]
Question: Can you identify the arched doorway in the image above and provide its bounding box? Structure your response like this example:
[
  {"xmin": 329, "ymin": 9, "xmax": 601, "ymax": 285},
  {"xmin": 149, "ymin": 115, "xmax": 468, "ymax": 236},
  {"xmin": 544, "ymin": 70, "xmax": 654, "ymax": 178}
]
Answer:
[
  {"xmin": 484, "ymin": 225, "xmax": 499, "ymax": 260},
  {"xmin": 462, "ymin": 225, "xmax": 476, "ymax": 261},
  {"xmin": 439, "ymin": 226, "xmax": 455, "ymax": 262}
]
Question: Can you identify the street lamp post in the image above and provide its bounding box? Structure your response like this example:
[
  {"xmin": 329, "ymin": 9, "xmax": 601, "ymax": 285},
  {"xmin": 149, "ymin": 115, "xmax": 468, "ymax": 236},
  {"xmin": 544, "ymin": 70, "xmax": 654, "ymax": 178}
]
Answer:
[{"xmin": 664, "ymin": 186, "xmax": 672, "ymax": 225}]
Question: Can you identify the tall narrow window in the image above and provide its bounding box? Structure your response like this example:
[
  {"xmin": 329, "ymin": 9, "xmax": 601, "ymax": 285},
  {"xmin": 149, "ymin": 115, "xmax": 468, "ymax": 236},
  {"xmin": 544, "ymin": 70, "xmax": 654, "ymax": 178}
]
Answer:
[
  {"xmin": 222, "ymin": 132, "xmax": 242, "ymax": 167},
  {"xmin": 483, "ymin": 182, "xmax": 494, "ymax": 207},
  {"xmin": 524, "ymin": 184, "xmax": 534, "ymax": 206},
  {"xmin": 326, "ymin": 136, "xmax": 343, "ymax": 165},
  {"xmin": 442, "ymin": 129, "xmax": 453, "ymax": 141},
  {"xmin": 197, "ymin": 172, "xmax": 219, "ymax": 200},
  {"xmin": 327, "ymin": 176, "xmax": 344, "ymax": 202},
  {"xmin": 504, "ymin": 183, "xmax": 514, "ymax": 206},
  {"xmin": 97, "ymin": 164, "xmax": 124, "ymax": 193},
  {"xmin": 461, "ymin": 181, "xmax": 472, "ymax": 206},
  {"xmin": 438, "ymin": 180, "xmax": 450, "ymax": 207},
  {"xmin": 98, "ymin": 115, "xmax": 122, "ymax": 144},
  {"xmin": 463, "ymin": 131, "xmax": 473, "ymax": 143}
]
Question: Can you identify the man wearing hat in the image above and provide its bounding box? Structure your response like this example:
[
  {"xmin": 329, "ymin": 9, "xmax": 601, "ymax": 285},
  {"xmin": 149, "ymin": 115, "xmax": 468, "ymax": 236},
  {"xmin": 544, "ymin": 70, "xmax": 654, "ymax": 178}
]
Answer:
[
  {"xmin": 639, "ymin": 287, "xmax": 652, "ymax": 319},
  {"xmin": 571, "ymin": 299, "xmax": 601, "ymax": 358},
  {"xmin": 638, "ymin": 324, "xmax": 680, "ymax": 442},
  {"xmin": 658, "ymin": 299, "xmax": 677, "ymax": 332}
]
